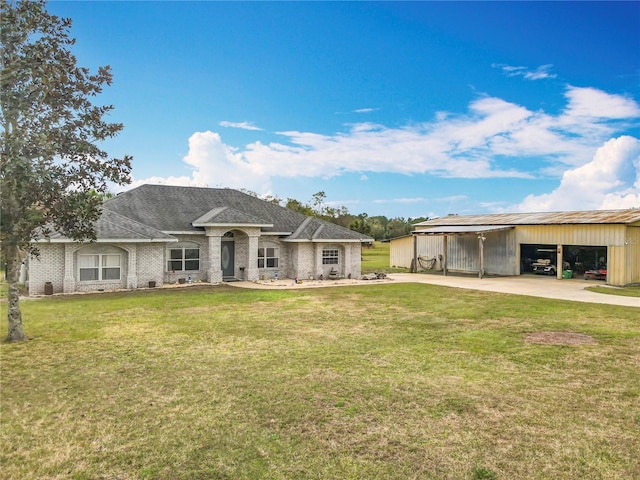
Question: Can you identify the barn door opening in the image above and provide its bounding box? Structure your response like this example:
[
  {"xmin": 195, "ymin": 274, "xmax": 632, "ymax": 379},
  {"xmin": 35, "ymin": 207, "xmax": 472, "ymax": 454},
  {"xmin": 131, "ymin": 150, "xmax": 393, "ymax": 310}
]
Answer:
[{"xmin": 520, "ymin": 244, "xmax": 557, "ymax": 276}]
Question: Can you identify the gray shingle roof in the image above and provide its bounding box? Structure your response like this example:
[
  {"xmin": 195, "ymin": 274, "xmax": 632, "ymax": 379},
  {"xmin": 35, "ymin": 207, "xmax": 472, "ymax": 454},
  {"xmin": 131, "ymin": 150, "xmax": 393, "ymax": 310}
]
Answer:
[
  {"xmin": 103, "ymin": 184, "xmax": 372, "ymax": 242},
  {"xmin": 44, "ymin": 209, "xmax": 176, "ymax": 242},
  {"xmin": 192, "ymin": 206, "xmax": 272, "ymax": 226},
  {"xmin": 286, "ymin": 216, "xmax": 369, "ymax": 242}
]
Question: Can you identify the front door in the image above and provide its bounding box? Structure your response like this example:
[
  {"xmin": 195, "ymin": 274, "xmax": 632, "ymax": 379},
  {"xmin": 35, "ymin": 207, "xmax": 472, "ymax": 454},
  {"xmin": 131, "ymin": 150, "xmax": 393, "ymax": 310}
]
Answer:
[{"xmin": 221, "ymin": 241, "xmax": 235, "ymax": 278}]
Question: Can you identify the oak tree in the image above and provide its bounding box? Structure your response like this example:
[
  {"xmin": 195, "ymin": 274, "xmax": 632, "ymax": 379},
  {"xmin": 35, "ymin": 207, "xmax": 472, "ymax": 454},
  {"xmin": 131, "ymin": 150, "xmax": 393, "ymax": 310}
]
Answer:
[{"xmin": 0, "ymin": 0, "xmax": 132, "ymax": 342}]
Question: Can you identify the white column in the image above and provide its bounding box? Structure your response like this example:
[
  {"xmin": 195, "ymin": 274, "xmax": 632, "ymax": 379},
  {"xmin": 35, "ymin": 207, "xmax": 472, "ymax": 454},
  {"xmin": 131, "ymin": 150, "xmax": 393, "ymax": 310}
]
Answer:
[
  {"xmin": 246, "ymin": 235, "xmax": 259, "ymax": 281},
  {"xmin": 126, "ymin": 244, "xmax": 138, "ymax": 289},
  {"xmin": 315, "ymin": 243, "xmax": 323, "ymax": 279},
  {"xmin": 344, "ymin": 244, "xmax": 351, "ymax": 277},
  {"xmin": 63, "ymin": 244, "xmax": 76, "ymax": 293},
  {"xmin": 208, "ymin": 235, "xmax": 222, "ymax": 283}
]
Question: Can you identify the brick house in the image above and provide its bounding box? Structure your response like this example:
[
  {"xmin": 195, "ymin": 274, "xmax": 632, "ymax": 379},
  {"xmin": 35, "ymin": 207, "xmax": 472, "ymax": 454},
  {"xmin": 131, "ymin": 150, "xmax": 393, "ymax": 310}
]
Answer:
[{"xmin": 28, "ymin": 184, "xmax": 373, "ymax": 294}]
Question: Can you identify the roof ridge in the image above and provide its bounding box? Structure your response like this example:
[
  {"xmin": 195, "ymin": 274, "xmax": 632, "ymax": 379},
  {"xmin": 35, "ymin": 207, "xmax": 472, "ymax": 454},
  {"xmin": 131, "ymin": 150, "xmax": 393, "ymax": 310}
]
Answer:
[
  {"xmin": 311, "ymin": 223, "xmax": 325, "ymax": 240},
  {"xmin": 290, "ymin": 216, "xmax": 313, "ymax": 238},
  {"xmin": 192, "ymin": 206, "xmax": 228, "ymax": 224},
  {"xmin": 101, "ymin": 208, "xmax": 174, "ymax": 239}
]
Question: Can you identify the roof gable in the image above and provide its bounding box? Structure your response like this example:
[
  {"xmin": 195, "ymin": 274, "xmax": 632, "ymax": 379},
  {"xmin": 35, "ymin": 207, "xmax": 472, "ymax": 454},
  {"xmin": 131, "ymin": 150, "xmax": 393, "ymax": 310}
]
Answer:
[{"xmin": 104, "ymin": 184, "xmax": 372, "ymax": 242}]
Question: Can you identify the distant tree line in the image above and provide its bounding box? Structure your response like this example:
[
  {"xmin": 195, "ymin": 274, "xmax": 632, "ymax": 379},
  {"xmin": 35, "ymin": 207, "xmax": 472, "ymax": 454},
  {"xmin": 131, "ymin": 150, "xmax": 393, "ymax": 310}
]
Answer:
[{"xmin": 240, "ymin": 189, "xmax": 429, "ymax": 240}]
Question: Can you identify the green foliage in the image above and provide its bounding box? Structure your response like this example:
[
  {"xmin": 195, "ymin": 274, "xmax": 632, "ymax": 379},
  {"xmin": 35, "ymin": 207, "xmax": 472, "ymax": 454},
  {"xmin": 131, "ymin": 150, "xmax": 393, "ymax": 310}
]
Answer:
[
  {"xmin": 1, "ymin": 0, "xmax": 131, "ymax": 341},
  {"xmin": 1, "ymin": 0, "xmax": 132, "ymax": 251},
  {"xmin": 349, "ymin": 216, "xmax": 371, "ymax": 235},
  {"xmin": 279, "ymin": 191, "xmax": 429, "ymax": 241}
]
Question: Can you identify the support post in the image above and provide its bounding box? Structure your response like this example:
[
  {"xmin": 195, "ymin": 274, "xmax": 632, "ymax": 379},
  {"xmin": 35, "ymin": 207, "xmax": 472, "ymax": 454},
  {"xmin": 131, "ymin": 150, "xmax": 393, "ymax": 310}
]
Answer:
[
  {"xmin": 478, "ymin": 235, "xmax": 485, "ymax": 279},
  {"xmin": 557, "ymin": 244, "xmax": 563, "ymax": 280},
  {"xmin": 412, "ymin": 234, "xmax": 417, "ymax": 273},
  {"xmin": 443, "ymin": 235, "xmax": 448, "ymax": 276}
]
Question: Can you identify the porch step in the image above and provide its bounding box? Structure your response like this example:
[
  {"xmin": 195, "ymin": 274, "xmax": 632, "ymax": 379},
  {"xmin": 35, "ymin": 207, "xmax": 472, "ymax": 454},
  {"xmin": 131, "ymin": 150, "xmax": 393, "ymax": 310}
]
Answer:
[{"xmin": 223, "ymin": 276, "xmax": 241, "ymax": 282}]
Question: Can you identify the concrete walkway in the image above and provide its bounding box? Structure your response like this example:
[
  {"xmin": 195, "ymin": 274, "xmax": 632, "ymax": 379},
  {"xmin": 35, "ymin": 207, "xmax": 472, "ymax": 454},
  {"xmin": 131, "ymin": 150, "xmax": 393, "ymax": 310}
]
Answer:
[
  {"xmin": 231, "ymin": 273, "xmax": 638, "ymax": 307},
  {"xmin": 387, "ymin": 273, "xmax": 639, "ymax": 307}
]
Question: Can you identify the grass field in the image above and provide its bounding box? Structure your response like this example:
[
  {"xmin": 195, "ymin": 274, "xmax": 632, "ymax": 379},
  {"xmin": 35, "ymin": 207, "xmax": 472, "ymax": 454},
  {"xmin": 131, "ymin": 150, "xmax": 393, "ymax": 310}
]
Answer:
[
  {"xmin": 1, "ymin": 282, "xmax": 639, "ymax": 479},
  {"xmin": 586, "ymin": 285, "xmax": 640, "ymax": 297},
  {"xmin": 360, "ymin": 241, "xmax": 407, "ymax": 274}
]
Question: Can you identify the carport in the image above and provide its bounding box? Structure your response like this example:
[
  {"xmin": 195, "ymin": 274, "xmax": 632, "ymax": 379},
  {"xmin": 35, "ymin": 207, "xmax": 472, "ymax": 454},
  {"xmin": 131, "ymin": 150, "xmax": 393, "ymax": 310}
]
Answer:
[
  {"xmin": 411, "ymin": 225, "xmax": 514, "ymax": 279},
  {"xmin": 393, "ymin": 208, "xmax": 640, "ymax": 286}
]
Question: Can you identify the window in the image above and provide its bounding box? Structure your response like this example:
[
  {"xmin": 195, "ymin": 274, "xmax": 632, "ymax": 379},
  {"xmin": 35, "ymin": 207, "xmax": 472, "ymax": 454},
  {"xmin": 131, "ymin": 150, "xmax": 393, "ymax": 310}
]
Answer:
[
  {"xmin": 258, "ymin": 246, "xmax": 279, "ymax": 268},
  {"xmin": 79, "ymin": 253, "xmax": 121, "ymax": 281},
  {"xmin": 168, "ymin": 246, "xmax": 200, "ymax": 271},
  {"xmin": 322, "ymin": 248, "xmax": 339, "ymax": 265}
]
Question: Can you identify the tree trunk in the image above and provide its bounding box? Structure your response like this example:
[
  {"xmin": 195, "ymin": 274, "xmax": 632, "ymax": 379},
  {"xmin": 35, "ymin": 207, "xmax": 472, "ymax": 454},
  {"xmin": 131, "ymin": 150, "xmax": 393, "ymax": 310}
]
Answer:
[{"xmin": 5, "ymin": 244, "xmax": 26, "ymax": 342}]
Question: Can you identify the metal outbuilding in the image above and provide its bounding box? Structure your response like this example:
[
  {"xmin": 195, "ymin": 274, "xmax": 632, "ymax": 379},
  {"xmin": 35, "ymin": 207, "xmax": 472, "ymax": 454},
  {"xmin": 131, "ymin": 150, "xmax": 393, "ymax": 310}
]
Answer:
[{"xmin": 389, "ymin": 209, "xmax": 640, "ymax": 286}]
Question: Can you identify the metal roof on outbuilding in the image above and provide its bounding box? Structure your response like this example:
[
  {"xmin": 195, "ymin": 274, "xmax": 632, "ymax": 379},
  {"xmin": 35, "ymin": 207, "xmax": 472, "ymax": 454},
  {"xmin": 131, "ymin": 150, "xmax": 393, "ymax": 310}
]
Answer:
[
  {"xmin": 413, "ymin": 225, "xmax": 514, "ymax": 235},
  {"xmin": 414, "ymin": 209, "xmax": 640, "ymax": 227}
]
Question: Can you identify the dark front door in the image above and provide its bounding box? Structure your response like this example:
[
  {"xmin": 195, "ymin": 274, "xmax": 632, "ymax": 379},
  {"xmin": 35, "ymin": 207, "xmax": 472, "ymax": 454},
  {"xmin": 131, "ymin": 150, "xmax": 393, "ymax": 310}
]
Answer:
[{"xmin": 221, "ymin": 241, "xmax": 235, "ymax": 278}]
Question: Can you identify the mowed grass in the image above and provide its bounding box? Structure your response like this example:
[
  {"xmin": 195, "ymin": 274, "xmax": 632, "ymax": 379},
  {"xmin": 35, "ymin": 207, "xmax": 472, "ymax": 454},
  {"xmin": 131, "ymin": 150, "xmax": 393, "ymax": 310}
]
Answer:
[
  {"xmin": 1, "ymin": 284, "xmax": 639, "ymax": 480},
  {"xmin": 361, "ymin": 241, "xmax": 407, "ymax": 274},
  {"xmin": 586, "ymin": 285, "xmax": 640, "ymax": 297}
]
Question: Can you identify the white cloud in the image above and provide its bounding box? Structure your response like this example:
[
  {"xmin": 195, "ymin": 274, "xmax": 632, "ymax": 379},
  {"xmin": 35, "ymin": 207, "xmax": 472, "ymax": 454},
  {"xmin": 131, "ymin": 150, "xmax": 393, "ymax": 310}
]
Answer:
[
  {"xmin": 436, "ymin": 195, "xmax": 469, "ymax": 203},
  {"xmin": 219, "ymin": 121, "xmax": 262, "ymax": 131},
  {"xmin": 563, "ymin": 86, "xmax": 640, "ymax": 120},
  {"xmin": 492, "ymin": 63, "xmax": 557, "ymax": 80},
  {"xmin": 353, "ymin": 108, "xmax": 378, "ymax": 113},
  {"xmin": 184, "ymin": 131, "xmax": 272, "ymax": 192},
  {"xmin": 114, "ymin": 175, "xmax": 203, "ymax": 192},
  {"xmin": 130, "ymin": 86, "xmax": 640, "ymax": 205},
  {"xmin": 514, "ymin": 136, "xmax": 640, "ymax": 212}
]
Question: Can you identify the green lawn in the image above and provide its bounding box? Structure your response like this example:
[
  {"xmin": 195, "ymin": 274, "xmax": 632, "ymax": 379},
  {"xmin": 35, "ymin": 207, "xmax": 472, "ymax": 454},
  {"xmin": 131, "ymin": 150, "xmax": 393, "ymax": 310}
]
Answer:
[
  {"xmin": 1, "ymin": 284, "xmax": 639, "ymax": 479},
  {"xmin": 361, "ymin": 241, "xmax": 408, "ymax": 274},
  {"xmin": 586, "ymin": 285, "xmax": 640, "ymax": 297}
]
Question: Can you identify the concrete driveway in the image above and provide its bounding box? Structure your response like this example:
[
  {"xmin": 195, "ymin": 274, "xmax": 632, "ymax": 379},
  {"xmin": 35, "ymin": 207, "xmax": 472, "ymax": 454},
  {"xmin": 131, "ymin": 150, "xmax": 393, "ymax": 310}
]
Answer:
[
  {"xmin": 233, "ymin": 273, "xmax": 638, "ymax": 307},
  {"xmin": 387, "ymin": 272, "xmax": 639, "ymax": 307}
]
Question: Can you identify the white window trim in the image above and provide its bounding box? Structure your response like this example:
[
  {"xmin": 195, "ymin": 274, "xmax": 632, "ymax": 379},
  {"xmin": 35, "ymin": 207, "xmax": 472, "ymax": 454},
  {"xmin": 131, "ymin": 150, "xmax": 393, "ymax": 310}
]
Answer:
[
  {"xmin": 78, "ymin": 253, "xmax": 122, "ymax": 282},
  {"xmin": 258, "ymin": 245, "xmax": 279, "ymax": 269},
  {"xmin": 167, "ymin": 245, "xmax": 201, "ymax": 272},
  {"xmin": 322, "ymin": 248, "xmax": 340, "ymax": 265}
]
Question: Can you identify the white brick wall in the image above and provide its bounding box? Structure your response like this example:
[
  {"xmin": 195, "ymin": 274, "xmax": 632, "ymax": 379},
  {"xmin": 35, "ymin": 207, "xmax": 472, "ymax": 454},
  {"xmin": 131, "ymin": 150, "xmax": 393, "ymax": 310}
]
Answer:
[
  {"xmin": 292, "ymin": 243, "xmax": 315, "ymax": 280},
  {"xmin": 164, "ymin": 235, "xmax": 208, "ymax": 284},
  {"xmin": 285, "ymin": 242, "xmax": 362, "ymax": 280},
  {"xmin": 257, "ymin": 238, "xmax": 291, "ymax": 280},
  {"xmin": 28, "ymin": 243, "xmax": 65, "ymax": 295},
  {"xmin": 28, "ymin": 242, "xmax": 169, "ymax": 294},
  {"xmin": 28, "ymin": 236, "xmax": 365, "ymax": 293},
  {"xmin": 137, "ymin": 243, "xmax": 165, "ymax": 287}
]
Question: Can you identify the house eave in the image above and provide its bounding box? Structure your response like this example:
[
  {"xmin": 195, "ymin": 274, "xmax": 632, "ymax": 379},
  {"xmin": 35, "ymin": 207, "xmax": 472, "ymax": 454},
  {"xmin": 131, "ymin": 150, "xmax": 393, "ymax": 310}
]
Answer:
[
  {"xmin": 34, "ymin": 238, "xmax": 178, "ymax": 244},
  {"xmin": 192, "ymin": 223, "xmax": 274, "ymax": 228},
  {"xmin": 282, "ymin": 238, "xmax": 369, "ymax": 243}
]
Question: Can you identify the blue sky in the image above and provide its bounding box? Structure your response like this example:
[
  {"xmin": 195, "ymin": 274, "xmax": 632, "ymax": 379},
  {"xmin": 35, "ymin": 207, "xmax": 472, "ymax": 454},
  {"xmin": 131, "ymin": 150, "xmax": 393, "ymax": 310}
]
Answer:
[{"xmin": 48, "ymin": 1, "xmax": 640, "ymax": 218}]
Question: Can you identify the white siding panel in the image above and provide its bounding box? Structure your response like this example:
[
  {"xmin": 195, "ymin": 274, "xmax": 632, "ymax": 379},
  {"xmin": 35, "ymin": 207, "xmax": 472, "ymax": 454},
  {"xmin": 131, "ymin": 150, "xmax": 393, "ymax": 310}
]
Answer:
[
  {"xmin": 390, "ymin": 237, "xmax": 414, "ymax": 268},
  {"xmin": 517, "ymin": 225, "xmax": 627, "ymax": 246}
]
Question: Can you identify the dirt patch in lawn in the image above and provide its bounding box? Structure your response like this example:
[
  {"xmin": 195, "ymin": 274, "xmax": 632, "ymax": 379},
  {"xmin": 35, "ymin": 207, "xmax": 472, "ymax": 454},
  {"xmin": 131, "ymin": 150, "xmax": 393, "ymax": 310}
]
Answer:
[{"xmin": 524, "ymin": 331, "xmax": 597, "ymax": 345}]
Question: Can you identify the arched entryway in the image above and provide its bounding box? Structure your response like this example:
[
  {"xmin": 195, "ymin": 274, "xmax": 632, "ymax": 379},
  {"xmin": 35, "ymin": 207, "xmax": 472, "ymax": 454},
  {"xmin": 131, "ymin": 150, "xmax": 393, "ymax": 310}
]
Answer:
[{"xmin": 221, "ymin": 231, "xmax": 236, "ymax": 280}]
